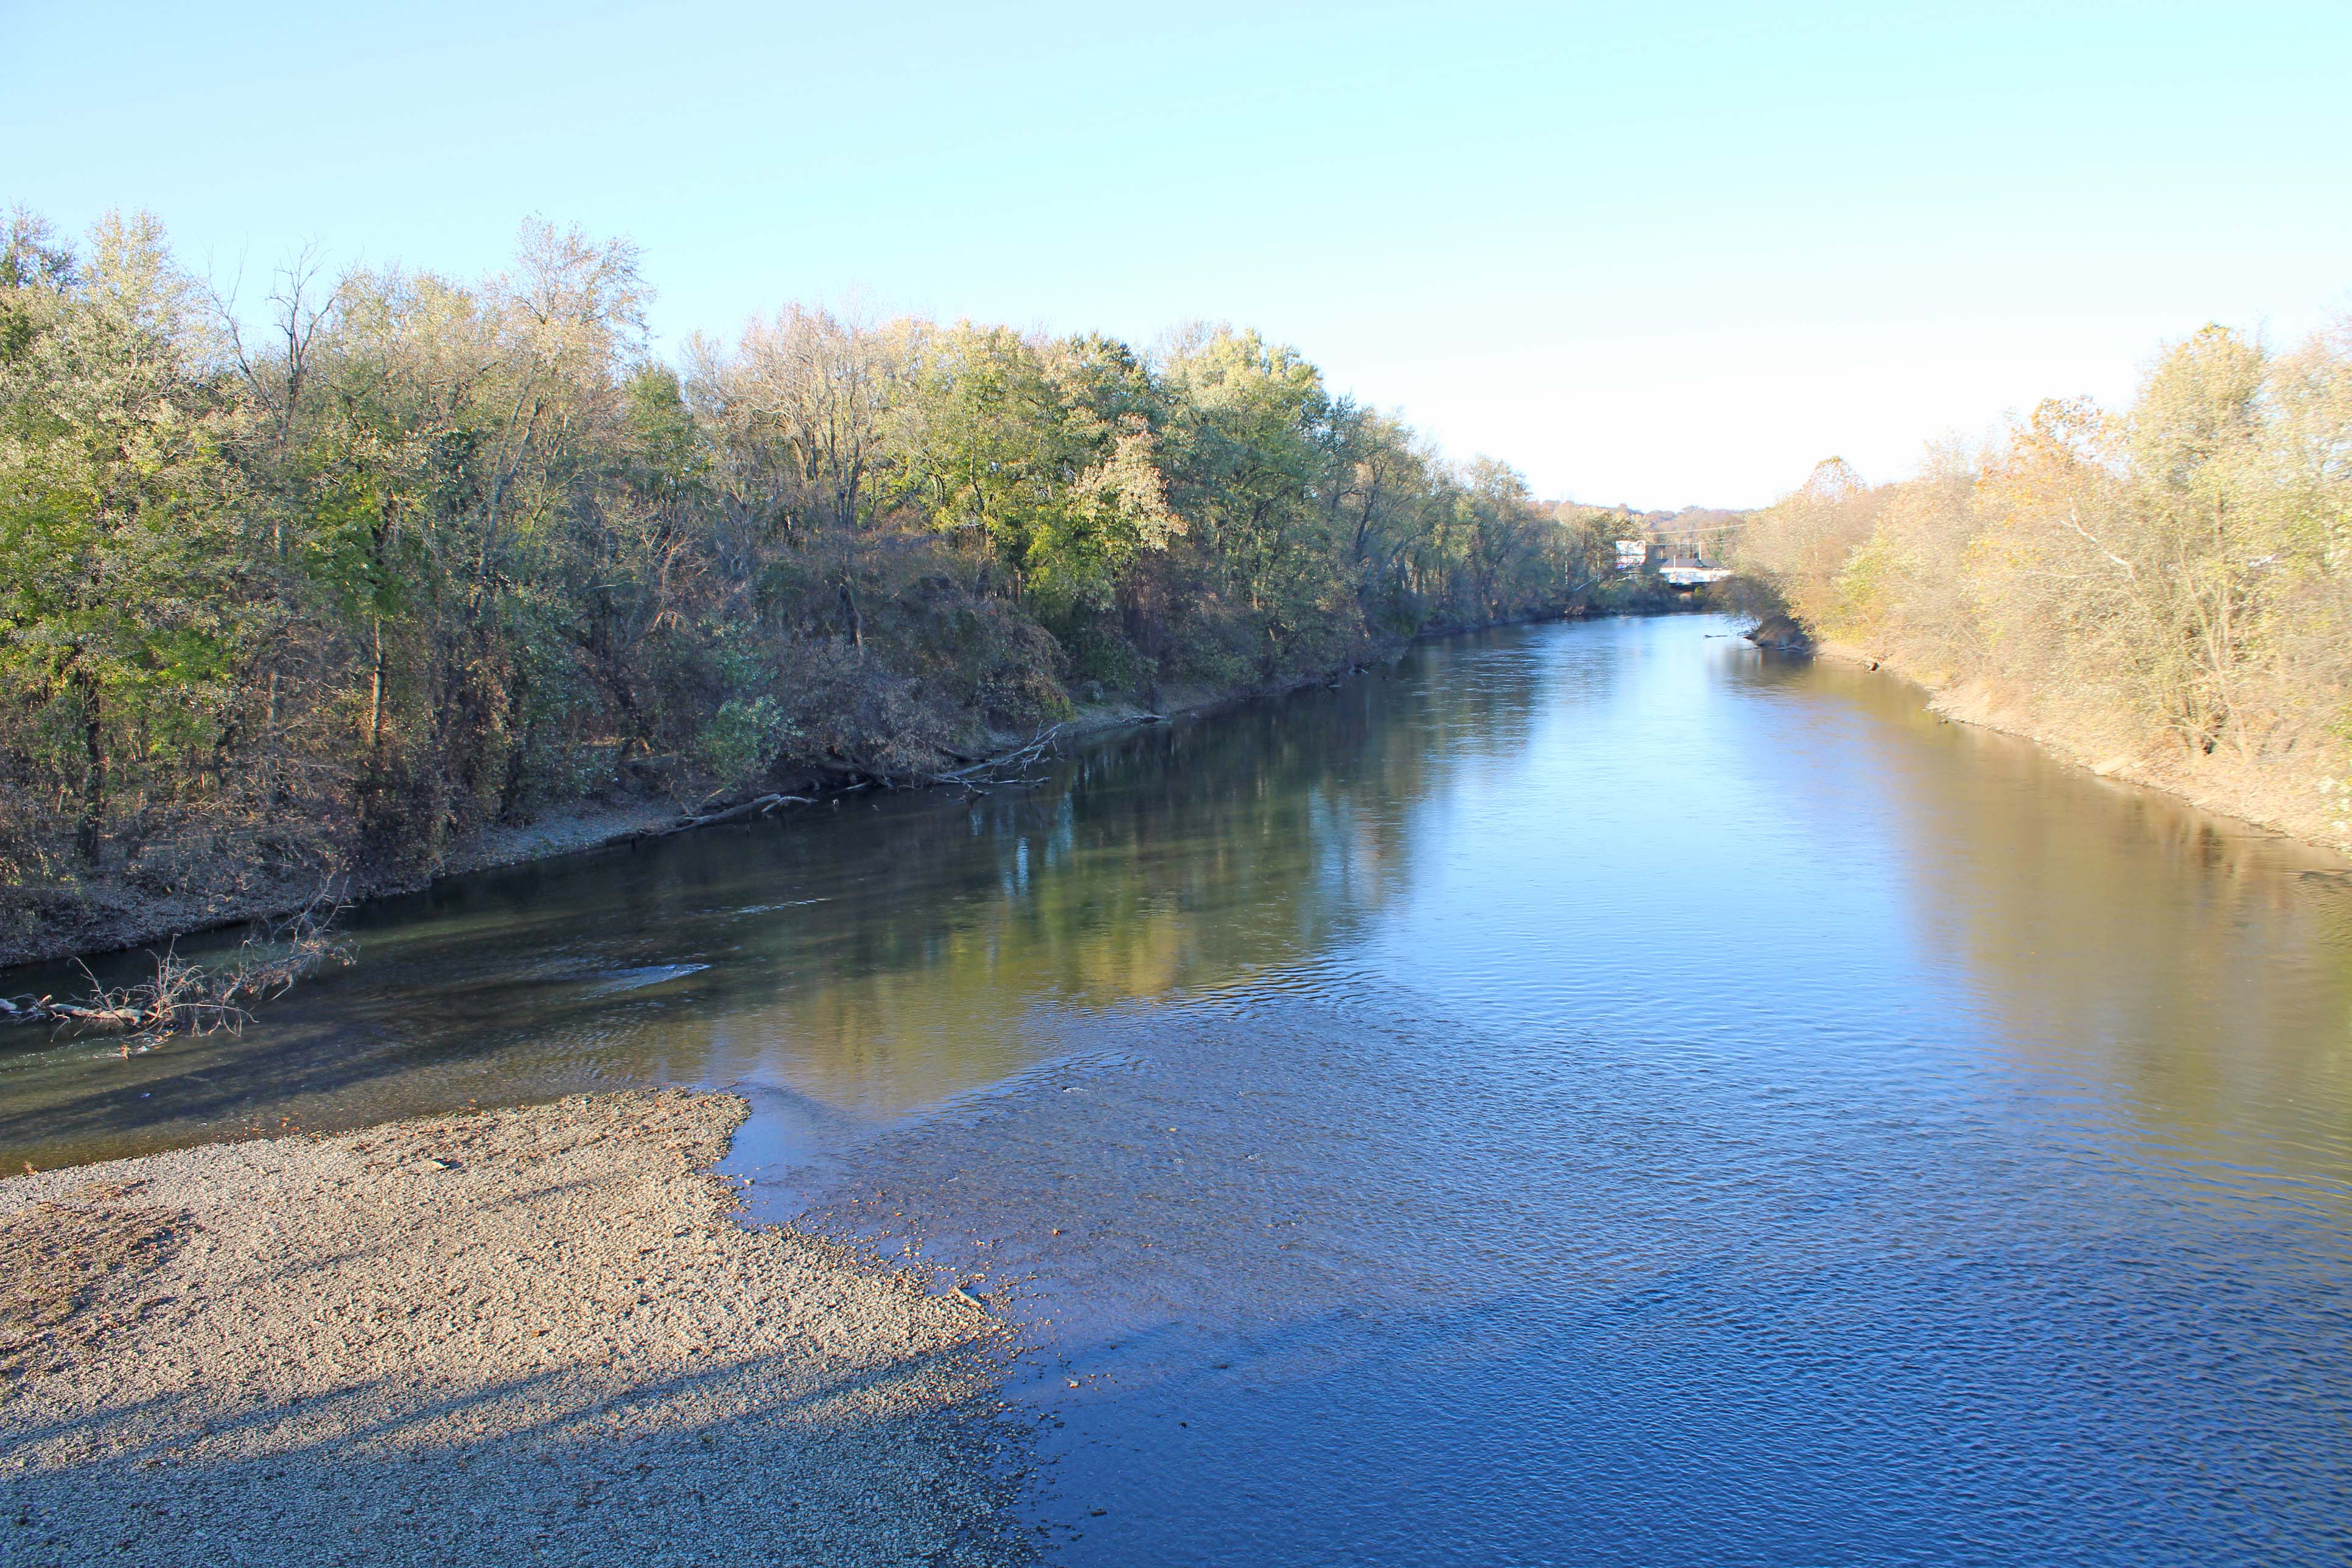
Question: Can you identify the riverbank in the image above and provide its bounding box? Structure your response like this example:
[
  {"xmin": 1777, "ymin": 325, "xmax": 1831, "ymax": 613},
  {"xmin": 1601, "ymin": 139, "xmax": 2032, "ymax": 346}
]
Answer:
[
  {"xmin": 0, "ymin": 698, "xmax": 1192, "ymax": 972},
  {"xmin": 0, "ymin": 1091, "xmax": 1021, "ymax": 1567},
  {"xmin": 1, "ymin": 628, "xmax": 1501, "ymax": 973},
  {"xmin": 1802, "ymin": 635, "xmax": 2352, "ymax": 858},
  {"xmin": 4, "ymin": 599, "xmax": 1725, "ymax": 975},
  {"xmin": 0, "ymin": 607, "xmax": 1718, "ymax": 976}
]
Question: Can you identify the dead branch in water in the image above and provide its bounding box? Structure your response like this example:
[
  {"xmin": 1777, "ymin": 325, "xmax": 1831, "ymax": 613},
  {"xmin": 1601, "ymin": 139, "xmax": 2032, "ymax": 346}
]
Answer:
[
  {"xmin": 0, "ymin": 889, "xmax": 354, "ymax": 1044},
  {"xmin": 638, "ymin": 792, "xmax": 816, "ymax": 841},
  {"xmin": 932, "ymin": 723, "xmax": 1074, "ymax": 789}
]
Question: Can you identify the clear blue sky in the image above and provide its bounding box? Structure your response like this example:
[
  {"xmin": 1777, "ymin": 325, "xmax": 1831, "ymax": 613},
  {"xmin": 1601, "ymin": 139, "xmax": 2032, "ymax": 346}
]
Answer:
[{"xmin": 7, "ymin": 1, "xmax": 2347, "ymax": 508}]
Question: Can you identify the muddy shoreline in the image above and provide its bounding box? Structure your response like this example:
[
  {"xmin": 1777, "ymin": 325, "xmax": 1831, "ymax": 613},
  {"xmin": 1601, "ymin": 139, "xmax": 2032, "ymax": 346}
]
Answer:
[{"xmin": 0, "ymin": 1090, "xmax": 1024, "ymax": 1567}]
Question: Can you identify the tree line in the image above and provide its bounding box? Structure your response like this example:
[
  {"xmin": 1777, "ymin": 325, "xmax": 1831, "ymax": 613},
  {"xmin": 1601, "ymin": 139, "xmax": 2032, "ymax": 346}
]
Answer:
[
  {"xmin": 0, "ymin": 211, "xmax": 1635, "ymax": 953},
  {"xmin": 1734, "ymin": 317, "xmax": 2352, "ymax": 849}
]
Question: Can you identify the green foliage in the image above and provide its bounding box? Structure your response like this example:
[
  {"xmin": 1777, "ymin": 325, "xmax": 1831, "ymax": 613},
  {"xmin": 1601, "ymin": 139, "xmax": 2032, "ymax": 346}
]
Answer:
[
  {"xmin": 696, "ymin": 695, "xmax": 793, "ymax": 788},
  {"xmin": 0, "ymin": 212, "xmax": 256, "ymax": 864},
  {"xmin": 0, "ymin": 211, "xmax": 1619, "ymax": 927}
]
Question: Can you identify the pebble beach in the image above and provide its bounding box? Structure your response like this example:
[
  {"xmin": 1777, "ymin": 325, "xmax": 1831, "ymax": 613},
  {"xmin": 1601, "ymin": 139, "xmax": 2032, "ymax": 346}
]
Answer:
[{"xmin": 0, "ymin": 1091, "xmax": 1020, "ymax": 1567}]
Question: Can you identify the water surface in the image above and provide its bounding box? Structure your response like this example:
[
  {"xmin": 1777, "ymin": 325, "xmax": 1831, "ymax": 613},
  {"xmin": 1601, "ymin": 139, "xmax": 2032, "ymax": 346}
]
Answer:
[{"xmin": 5, "ymin": 615, "xmax": 2348, "ymax": 1564}]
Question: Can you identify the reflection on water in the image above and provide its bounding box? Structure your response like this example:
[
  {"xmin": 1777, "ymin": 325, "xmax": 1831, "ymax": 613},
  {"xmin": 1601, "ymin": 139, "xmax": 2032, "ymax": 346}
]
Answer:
[
  {"xmin": 0, "ymin": 638, "xmax": 1509, "ymax": 1167},
  {"xmin": 1849, "ymin": 668, "xmax": 2352, "ymax": 1197},
  {"xmin": 5, "ymin": 616, "xmax": 2350, "ymax": 1563}
]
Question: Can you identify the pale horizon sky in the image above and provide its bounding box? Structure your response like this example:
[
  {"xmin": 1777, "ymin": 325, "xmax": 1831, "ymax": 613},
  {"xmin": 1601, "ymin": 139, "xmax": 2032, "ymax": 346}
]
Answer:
[{"xmin": 7, "ymin": 1, "xmax": 2348, "ymax": 509}]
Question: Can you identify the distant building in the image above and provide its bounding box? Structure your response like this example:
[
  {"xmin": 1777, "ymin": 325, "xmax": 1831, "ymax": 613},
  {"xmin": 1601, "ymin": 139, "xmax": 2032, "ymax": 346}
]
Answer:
[
  {"xmin": 1660, "ymin": 556, "xmax": 1734, "ymax": 587},
  {"xmin": 1614, "ymin": 539, "xmax": 1645, "ymax": 572}
]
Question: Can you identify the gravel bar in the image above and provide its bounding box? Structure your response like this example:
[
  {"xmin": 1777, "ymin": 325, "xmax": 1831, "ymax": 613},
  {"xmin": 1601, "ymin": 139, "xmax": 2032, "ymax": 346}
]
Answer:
[{"xmin": 0, "ymin": 1090, "xmax": 1023, "ymax": 1567}]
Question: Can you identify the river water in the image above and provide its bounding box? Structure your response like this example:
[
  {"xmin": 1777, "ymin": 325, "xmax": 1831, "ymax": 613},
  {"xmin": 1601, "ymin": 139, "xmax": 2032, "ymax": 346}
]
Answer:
[{"xmin": 5, "ymin": 614, "xmax": 2350, "ymax": 1563}]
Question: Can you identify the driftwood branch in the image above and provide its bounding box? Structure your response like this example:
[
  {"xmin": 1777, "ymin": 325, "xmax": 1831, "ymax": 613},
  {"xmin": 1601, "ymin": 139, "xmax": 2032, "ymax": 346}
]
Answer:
[
  {"xmin": 1, "ymin": 889, "xmax": 353, "ymax": 1045},
  {"xmin": 643, "ymin": 792, "xmax": 814, "ymax": 840},
  {"xmin": 934, "ymin": 723, "xmax": 1074, "ymax": 785}
]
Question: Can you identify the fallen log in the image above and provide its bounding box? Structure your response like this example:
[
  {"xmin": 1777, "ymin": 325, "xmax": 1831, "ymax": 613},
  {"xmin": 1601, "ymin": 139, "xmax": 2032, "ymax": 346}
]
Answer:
[
  {"xmin": 0, "ymin": 996, "xmax": 144, "ymax": 1031},
  {"xmin": 643, "ymin": 793, "xmax": 814, "ymax": 840},
  {"xmin": 1, "ymin": 891, "xmax": 351, "ymax": 1043}
]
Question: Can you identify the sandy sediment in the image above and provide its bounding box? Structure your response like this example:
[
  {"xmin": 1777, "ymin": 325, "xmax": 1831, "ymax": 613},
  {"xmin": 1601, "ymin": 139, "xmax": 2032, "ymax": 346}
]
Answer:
[{"xmin": 0, "ymin": 1091, "xmax": 1021, "ymax": 1567}]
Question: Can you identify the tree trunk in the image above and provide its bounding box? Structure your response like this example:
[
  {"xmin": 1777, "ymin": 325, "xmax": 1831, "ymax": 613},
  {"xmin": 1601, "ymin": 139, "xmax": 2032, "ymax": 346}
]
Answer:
[
  {"xmin": 368, "ymin": 615, "xmax": 385, "ymax": 760},
  {"xmin": 75, "ymin": 670, "xmax": 105, "ymax": 866},
  {"xmin": 839, "ymin": 582, "xmax": 864, "ymax": 663}
]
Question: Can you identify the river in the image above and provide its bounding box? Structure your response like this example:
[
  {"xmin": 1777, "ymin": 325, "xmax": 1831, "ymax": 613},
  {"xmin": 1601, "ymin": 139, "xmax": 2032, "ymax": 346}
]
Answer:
[{"xmin": 4, "ymin": 614, "xmax": 2349, "ymax": 1564}]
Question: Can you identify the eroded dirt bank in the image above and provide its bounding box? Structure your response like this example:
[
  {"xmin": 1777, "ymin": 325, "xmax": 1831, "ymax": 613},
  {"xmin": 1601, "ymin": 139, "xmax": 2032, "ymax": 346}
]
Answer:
[
  {"xmin": 0, "ymin": 1091, "xmax": 1021, "ymax": 1567},
  {"xmin": 1790, "ymin": 635, "xmax": 2352, "ymax": 858}
]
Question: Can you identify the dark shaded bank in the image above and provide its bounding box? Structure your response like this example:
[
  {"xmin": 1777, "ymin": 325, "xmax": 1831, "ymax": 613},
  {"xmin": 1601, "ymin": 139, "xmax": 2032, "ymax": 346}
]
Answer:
[
  {"xmin": 2, "ymin": 603, "xmax": 1707, "ymax": 973},
  {"xmin": 2, "ymin": 682, "xmax": 1280, "ymax": 973}
]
